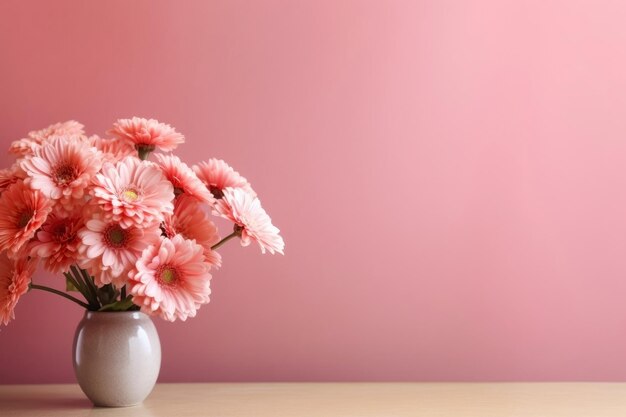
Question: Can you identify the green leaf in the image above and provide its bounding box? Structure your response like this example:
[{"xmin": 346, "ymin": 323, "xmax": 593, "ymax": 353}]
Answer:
[
  {"xmin": 65, "ymin": 276, "xmax": 80, "ymax": 292},
  {"xmin": 96, "ymin": 284, "xmax": 118, "ymax": 306},
  {"xmin": 98, "ymin": 297, "xmax": 136, "ymax": 312}
]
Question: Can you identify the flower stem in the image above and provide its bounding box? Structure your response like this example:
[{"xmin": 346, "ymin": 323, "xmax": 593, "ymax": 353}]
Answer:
[
  {"xmin": 74, "ymin": 266, "xmax": 101, "ymax": 308},
  {"xmin": 70, "ymin": 265, "xmax": 100, "ymax": 309},
  {"xmin": 29, "ymin": 283, "xmax": 91, "ymax": 309},
  {"xmin": 211, "ymin": 231, "xmax": 240, "ymax": 251},
  {"xmin": 137, "ymin": 145, "xmax": 155, "ymax": 160}
]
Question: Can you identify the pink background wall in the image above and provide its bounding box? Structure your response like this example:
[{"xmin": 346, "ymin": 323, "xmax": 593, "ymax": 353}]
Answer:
[{"xmin": 2, "ymin": 0, "xmax": 626, "ymax": 383}]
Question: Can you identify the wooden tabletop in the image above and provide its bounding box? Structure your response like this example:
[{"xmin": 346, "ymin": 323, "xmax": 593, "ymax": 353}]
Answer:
[{"xmin": 2, "ymin": 383, "xmax": 626, "ymax": 416}]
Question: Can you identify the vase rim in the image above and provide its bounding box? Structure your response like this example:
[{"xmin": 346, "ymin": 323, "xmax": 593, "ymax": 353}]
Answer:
[{"xmin": 83, "ymin": 310, "xmax": 148, "ymax": 320}]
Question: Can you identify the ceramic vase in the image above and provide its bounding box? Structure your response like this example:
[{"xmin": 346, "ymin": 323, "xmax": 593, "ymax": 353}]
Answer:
[{"xmin": 72, "ymin": 311, "xmax": 161, "ymax": 407}]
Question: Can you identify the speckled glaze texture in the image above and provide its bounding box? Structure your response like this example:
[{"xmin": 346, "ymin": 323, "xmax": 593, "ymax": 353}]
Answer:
[{"xmin": 72, "ymin": 311, "xmax": 161, "ymax": 407}]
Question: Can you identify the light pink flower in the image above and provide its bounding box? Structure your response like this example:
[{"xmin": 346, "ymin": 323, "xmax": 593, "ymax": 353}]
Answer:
[
  {"xmin": 90, "ymin": 157, "xmax": 174, "ymax": 229},
  {"xmin": 8, "ymin": 138, "xmax": 42, "ymax": 158},
  {"xmin": 109, "ymin": 117, "xmax": 184, "ymax": 155},
  {"xmin": 155, "ymin": 154, "xmax": 214, "ymax": 204},
  {"xmin": 88, "ymin": 135, "xmax": 136, "ymax": 163},
  {"xmin": 20, "ymin": 136, "xmax": 102, "ymax": 209},
  {"xmin": 162, "ymin": 196, "xmax": 221, "ymax": 267},
  {"xmin": 192, "ymin": 159, "xmax": 255, "ymax": 200},
  {"xmin": 9, "ymin": 120, "xmax": 85, "ymax": 157},
  {"xmin": 28, "ymin": 207, "xmax": 84, "ymax": 274},
  {"xmin": 78, "ymin": 213, "xmax": 161, "ymax": 287},
  {"xmin": 128, "ymin": 235, "xmax": 212, "ymax": 322},
  {"xmin": 0, "ymin": 253, "xmax": 36, "ymax": 325},
  {"xmin": 213, "ymin": 188, "xmax": 284, "ymax": 255},
  {"xmin": 29, "ymin": 120, "xmax": 85, "ymax": 139},
  {"xmin": 0, "ymin": 181, "xmax": 54, "ymax": 255}
]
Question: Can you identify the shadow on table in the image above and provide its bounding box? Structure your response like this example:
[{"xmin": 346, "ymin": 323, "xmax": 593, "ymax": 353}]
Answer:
[
  {"xmin": 1, "ymin": 392, "xmax": 155, "ymax": 416},
  {"xmin": 2, "ymin": 395, "xmax": 93, "ymax": 410},
  {"xmin": 0, "ymin": 394, "xmax": 91, "ymax": 410}
]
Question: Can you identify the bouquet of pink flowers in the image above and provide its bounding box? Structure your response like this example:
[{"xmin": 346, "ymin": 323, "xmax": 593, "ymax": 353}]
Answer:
[{"xmin": 0, "ymin": 118, "xmax": 284, "ymax": 323}]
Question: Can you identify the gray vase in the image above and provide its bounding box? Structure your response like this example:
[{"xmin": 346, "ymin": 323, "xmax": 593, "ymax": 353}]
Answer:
[{"xmin": 72, "ymin": 311, "xmax": 161, "ymax": 407}]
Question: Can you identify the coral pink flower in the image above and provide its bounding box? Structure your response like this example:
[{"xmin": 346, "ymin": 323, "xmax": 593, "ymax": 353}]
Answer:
[
  {"xmin": 213, "ymin": 188, "xmax": 284, "ymax": 255},
  {"xmin": 90, "ymin": 157, "xmax": 174, "ymax": 229},
  {"xmin": 0, "ymin": 253, "xmax": 36, "ymax": 325},
  {"xmin": 0, "ymin": 164, "xmax": 26, "ymax": 195},
  {"xmin": 155, "ymin": 154, "xmax": 214, "ymax": 204},
  {"xmin": 9, "ymin": 120, "xmax": 85, "ymax": 157},
  {"xmin": 88, "ymin": 135, "xmax": 136, "ymax": 163},
  {"xmin": 128, "ymin": 235, "xmax": 212, "ymax": 321},
  {"xmin": 20, "ymin": 136, "xmax": 102, "ymax": 208},
  {"xmin": 109, "ymin": 117, "xmax": 184, "ymax": 156},
  {"xmin": 78, "ymin": 213, "xmax": 161, "ymax": 287},
  {"xmin": 192, "ymin": 159, "xmax": 255, "ymax": 200},
  {"xmin": 0, "ymin": 181, "xmax": 54, "ymax": 255},
  {"xmin": 162, "ymin": 196, "xmax": 221, "ymax": 267},
  {"xmin": 28, "ymin": 207, "xmax": 84, "ymax": 274}
]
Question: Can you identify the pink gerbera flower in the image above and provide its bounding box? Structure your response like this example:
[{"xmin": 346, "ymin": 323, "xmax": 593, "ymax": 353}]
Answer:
[
  {"xmin": 20, "ymin": 136, "xmax": 102, "ymax": 207},
  {"xmin": 0, "ymin": 164, "xmax": 26, "ymax": 195},
  {"xmin": 213, "ymin": 188, "xmax": 284, "ymax": 255},
  {"xmin": 8, "ymin": 137, "xmax": 42, "ymax": 158},
  {"xmin": 28, "ymin": 207, "xmax": 84, "ymax": 274},
  {"xmin": 155, "ymin": 154, "xmax": 214, "ymax": 204},
  {"xmin": 78, "ymin": 213, "xmax": 161, "ymax": 287},
  {"xmin": 109, "ymin": 117, "xmax": 184, "ymax": 157},
  {"xmin": 0, "ymin": 181, "xmax": 54, "ymax": 254},
  {"xmin": 88, "ymin": 135, "xmax": 136, "ymax": 163},
  {"xmin": 192, "ymin": 158, "xmax": 255, "ymax": 200},
  {"xmin": 162, "ymin": 196, "xmax": 221, "ymax": 267},
  {"xmin": 90, "ymin": 157, "xmax": 174, "ymax": 229},
  {"xmin": 9, "ymin": 120, "xmax": 85, "ymax": 157},
  {"xmin": 128, "ymin": 235, "xmax": 212, "ymax": 322},
  {"xmin": 28, "ymin": 120, "xmax": 85, "ymax": 139},
  {"xmin": 0, "ymin": 253, "xmax": 36, "ymax": 325}
]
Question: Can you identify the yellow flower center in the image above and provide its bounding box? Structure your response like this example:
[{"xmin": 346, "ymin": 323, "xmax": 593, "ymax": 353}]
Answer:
[
  {"xmin": 159, "ymin": 267, "xmax": 177, "ymax": 285},
  {"xmin": 122, "ymin": 189, "xmax": 139, "ymax": 201}
]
